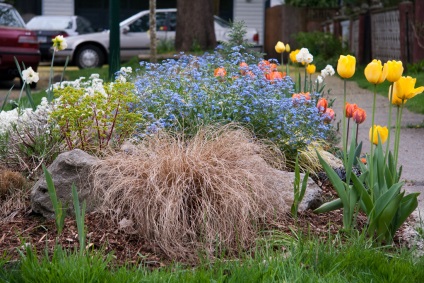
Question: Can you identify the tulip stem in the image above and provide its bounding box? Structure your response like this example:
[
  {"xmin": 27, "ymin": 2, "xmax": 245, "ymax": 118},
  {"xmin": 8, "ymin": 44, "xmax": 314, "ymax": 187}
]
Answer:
[
  {"xmin": 346, "ymin": 118, "xmax": 350, "ymax": 150},
  {"xmin": 281, "ymin": 53, "xmax": 284, "ymax": 74},
  {"xmin": 394, "ymin": 103, "xmax": 404, "ymax": 170},
  {"xmin": 356, "ymin": 123, "xmax": 359, "ymax": 148},
  {"xmin": 342, "ymin": 79, "xmax": 347, "ymax": 165},
  {"xmin": 385, "ymin": 82, "xmax": 394, "ymax": 163},
  {"xmin": 369, "ymin": 84, "xmax": 377, "ymax": 192},
  {"xmin": 304, "ymin": 67, "xmax": 307, "ymax": 93}
]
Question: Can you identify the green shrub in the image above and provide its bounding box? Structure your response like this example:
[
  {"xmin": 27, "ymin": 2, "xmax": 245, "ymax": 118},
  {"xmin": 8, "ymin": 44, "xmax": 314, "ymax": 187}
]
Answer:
[{"xmin": 294, "ymin": 31, "xmax": 348, "ymax": 70}]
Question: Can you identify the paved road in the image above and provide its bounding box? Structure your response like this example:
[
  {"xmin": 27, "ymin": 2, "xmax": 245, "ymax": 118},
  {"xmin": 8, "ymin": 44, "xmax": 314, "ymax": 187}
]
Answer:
[{"xmin": 324, "ymin": 74, "xmax": 424, "ymax": 220}]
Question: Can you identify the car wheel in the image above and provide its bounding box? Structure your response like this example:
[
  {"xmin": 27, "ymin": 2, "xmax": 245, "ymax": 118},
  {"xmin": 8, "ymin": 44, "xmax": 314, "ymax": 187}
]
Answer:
[{"xmin": 75, "ymin": 44, "xmax": 105, "ymax": 69}]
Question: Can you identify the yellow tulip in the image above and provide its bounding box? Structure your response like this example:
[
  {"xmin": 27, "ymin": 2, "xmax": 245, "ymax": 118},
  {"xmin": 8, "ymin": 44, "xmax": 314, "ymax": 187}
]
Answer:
[
  {"xmin": 285, "ymin": 43, "xmax": 290, "ymax": 53},
  {"xmin": 386, "ymin": 60, "xmax": 403, "ymax": 83},
  {"xmin": 275, "ymin": 41, "xmax": 285, "ymax": 53},
  {"xmin": 306, "ymin": 64, "xmax": 316, "ymax": 74},
  {"xmin": 337, "ymin": 55, "xmax": 356, "ymax": 79},
  {"xmin": 369, "ymin": 125, "xmax": 389, "ymax": 145},
  {"xmin": 393, "ymin": 76, "xmax": 424, "ymax": 100},
  {"xmin": 389, "ymin": 84, "xmax": 407, "ymax": 106},
  {"xmin": 290, "ymin": 49, "xmax": 300, "ymax": 63},
  {"xmin": 364, "ymin": 59, "xmax": 388, "ymax": 84}
]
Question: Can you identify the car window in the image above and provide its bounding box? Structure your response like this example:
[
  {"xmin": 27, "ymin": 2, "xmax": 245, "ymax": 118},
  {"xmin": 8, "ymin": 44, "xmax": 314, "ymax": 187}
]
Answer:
[
  {"xmin": 0, "ymin": 5, "xmax": 25, "ymax": 28},
  {"xmin": 214, "ymin": 16, "xmax": 231, "ymax": 28},
  {"xmin": 76, "ymin": 17, "xmax": 94, "ymax": 34},
  {"xmin": 27, "ymin": 17, "xmax": 73, "ymax": 30},
  {"xmin": 128, "ymin": 12, "xmax": 170, "ymax": 32}
]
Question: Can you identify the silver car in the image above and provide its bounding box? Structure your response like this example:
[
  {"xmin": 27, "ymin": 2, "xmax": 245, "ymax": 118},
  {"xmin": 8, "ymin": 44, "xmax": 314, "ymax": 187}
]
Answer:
[{"xmin": 54, "ymin": 8, "xmax": 261, "ymax": 69}]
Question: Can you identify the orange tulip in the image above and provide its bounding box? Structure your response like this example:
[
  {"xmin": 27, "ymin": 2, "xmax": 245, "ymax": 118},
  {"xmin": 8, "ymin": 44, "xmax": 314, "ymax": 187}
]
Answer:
[
  {"xmin": 214, "ymin": 67, "xmax": 226, "ymax": 78},
  {"xmin": 323, "ymin": 108, "xmax": 335, "ymax": 123},
  {"xmin": 345, "ymin": 103, "xmax": 358, "ymax": 118},
  {"xmin": 316, "ymin": 98, "xmax": 328, "ymax": 113},
  {"xmin": 352, "ymin": 108, "xmax": 366, "ymax": 124},
  {"xmin": 239, "ymin": 62, "xmax": 249, "ymax": 75},
  {"xmin": 292, "ymin": 92, "xmax": 311, "ymax": 101},
  {"xmin": 266, "ymin": 71, "xmax": 285, "ymax": 81}
]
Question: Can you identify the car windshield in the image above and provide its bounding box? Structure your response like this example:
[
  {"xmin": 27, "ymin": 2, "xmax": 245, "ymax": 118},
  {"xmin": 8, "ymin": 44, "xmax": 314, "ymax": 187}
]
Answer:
[
  {"xmin": 214, "ymin": 16, "xmax": 231, "ymax": 28},
  {"xmin": 0, "ymin": 5, "xmax": 25, "ymax": 28},
  {"xmin": 27, "ymin": 16, "xmax": 73, "ymax": 30}
]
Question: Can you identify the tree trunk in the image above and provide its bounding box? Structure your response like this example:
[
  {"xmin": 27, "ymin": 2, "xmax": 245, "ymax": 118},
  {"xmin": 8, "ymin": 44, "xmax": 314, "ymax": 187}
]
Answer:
[
  {"xmin": 149, "ymin": 0, "xmax": 157, "ymax": 63},
  {"xmin": 175, "ymin": 0, "xmax": 216, "ymax": 52}
]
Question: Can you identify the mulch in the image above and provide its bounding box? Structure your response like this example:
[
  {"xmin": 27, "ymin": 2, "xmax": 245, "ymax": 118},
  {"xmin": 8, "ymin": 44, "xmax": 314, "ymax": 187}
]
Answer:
[{"xmin": 0, "ymin": 178, "xmax": 412, "ymax": 268}]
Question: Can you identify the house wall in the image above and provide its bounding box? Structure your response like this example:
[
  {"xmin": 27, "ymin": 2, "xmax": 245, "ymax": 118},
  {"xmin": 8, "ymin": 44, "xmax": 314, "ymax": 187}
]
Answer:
[
  {"xmin": 42, "ymin": 0, "xmax": 74, "ymax": 15},
  {"xmin": 233, "ymin": 0, "xmax": 265, "ymax": 46}
]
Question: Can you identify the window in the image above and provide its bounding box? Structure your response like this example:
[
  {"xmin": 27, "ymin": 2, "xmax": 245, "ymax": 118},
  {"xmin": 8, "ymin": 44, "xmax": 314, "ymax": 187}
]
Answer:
[
  {"xmin": 0, "ymin": 5, "xmax": 25, "ymax": 28},
  {"xmin": 128, "ymin": 12, "xmax": 171, "ymax": 32}
]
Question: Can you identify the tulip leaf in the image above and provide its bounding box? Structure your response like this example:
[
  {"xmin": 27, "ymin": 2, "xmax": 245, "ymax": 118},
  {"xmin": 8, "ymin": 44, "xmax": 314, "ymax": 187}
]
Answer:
[
  {"xmin": 391, "ymin": 192, "xmax": 419, "ymax": 233},
  {"xmin": 316, "ymin": 150, "xmax": 348, "ymax": 205},
  {"xmin": 376, "ymin": 193, "xmax": 403, "ymax": 241},
  {"xmin": 353, "ymin": 141, "xmax": 362, "ymax": 166},
  {"xmin": 374, "ymin": 182, "xmax": 403, "ymax": 219},
  {"xmin": 314, "ymin": 198, "xmax": 343, "ymax": 213},
  {"xmin": 351, "ymin": 173, "xmax": 373, "ymax": 214}
]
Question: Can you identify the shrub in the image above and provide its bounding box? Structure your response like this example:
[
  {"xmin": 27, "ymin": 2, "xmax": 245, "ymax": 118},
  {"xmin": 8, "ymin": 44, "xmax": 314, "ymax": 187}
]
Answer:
[
  {"xmin": 294, "ymin": 31, "xmax": 348, "ymax": 70},
  {"xmin": 49, "ymin": 71, "xmax": 143, "ymax": 154},
  {"xmin": 92, "ymin": 124, "xmax": 288, "ymax": 261},
  {"xmin": 0, "ymin": 98, "xmax": 61, "ymax": 176},
  {"xmin": 133, "ymin": 50, "xmax": 331, "ymax": 157}
]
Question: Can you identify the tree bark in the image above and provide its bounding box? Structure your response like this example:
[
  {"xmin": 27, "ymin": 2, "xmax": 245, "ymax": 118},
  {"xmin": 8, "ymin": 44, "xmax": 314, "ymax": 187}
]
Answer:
[
  {"xmin": 149, "ymin": 0, "xmax": 157, "ymax": 63},
  {"xmin": 175, "ymin": 0, "xmax": 216, "ymax": 52}
]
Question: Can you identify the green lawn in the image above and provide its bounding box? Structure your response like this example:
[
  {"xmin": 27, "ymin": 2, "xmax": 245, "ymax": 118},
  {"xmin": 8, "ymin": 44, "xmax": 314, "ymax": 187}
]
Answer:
[{"xmin": 352, "ymin": 65, "xmax": 424, "ymax": 115}]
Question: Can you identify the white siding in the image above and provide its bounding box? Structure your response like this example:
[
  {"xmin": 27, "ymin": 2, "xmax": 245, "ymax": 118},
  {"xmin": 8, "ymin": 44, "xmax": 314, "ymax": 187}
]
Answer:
[
  {"xmin": 233, "ymin": 0, "xmax": 265, "ymax": 46},
  {"xmin": 42, "ymin": 0, "xmax": 74, "ymax": 16}
]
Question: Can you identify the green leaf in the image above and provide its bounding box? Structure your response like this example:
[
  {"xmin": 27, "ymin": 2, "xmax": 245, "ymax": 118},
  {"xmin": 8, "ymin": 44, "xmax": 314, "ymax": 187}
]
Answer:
[
  {"xmin": 299, "ymin": 171, "xmax": 309, "ymax": 201},
  {"xmin": 374, "ymin": 182, "xmax": 403, "ymax": 219},
  {"xmin": 316, "ymin": 150, "xmax": 348, "ymax": 205},
  {"xmin": 314, "ymin": 198, "xmax": 343, "ymax": 213},
  {"xmin": 351, "ymin": 173, "xmax": 373, "ymax": 214},
  {"xmin": 392, "ymin": 193, "xmax": 419, "ymax": 233},
  {"xmin": 376, "ymin": 193, "xmax": 403, "ymax": 241},
  {"xmin": 24, "ymin": 83, "xmax": 36, "ymax": 110}
]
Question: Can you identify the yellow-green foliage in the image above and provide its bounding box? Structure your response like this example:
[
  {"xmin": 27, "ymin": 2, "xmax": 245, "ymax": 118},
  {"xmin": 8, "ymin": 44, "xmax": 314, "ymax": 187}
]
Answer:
[{"xmin": 49, "ymin": 79, "xmax": 142, "ymax": 153}]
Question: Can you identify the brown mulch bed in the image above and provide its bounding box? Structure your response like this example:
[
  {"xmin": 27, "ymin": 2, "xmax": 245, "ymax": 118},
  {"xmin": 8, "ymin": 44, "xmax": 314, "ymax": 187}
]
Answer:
[{"xmin": 0, "ymin": 179, "xmax": 411, "ymax": 268}]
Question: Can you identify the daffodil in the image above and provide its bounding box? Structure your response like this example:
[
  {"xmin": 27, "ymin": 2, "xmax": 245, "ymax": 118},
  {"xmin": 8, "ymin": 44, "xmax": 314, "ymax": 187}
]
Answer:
[
  {"xmin": 364, "ymin": 59, "xmax": 388, "ymax": 84},
  {"xmin": 289, "ymin": 49, "xmax": 300, "ymax": 63},
  {"xmin": 337, "ymin": 55, "xmax": 356, "ymax": 79},
  {"xmin": 22, "ymin": 67, "xmax": 39, "ymax": 84},
  {"xmin": 52, "ymin": 35, "xmax": 68, "ymax": 51}
]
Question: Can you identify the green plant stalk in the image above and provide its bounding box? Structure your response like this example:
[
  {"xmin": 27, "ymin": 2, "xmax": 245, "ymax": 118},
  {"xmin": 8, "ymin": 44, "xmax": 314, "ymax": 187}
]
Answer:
[
  {"xmin": 342, "ymin": 79, "xmax": 347, "ymax": 165},
  {"xmin": 47, "ymin": 50, "xmax": 56, "ymax": 102},
  {"xmin": 17, "ymin": 82, "xmax": 26, "ymax": 109},
  {"xmin": 72, "ymin": 184, "xmax": 86, "ymax": 255},
  {"xmin": 385, "ymin": 82, "xmax": 395, "ymax": 162},
  {"xmin": 286, "ymin": 57, "xmax": 289, "ymax": 76},
  {"xmin": 304, "ymin": 67, "xmax": 307, "ymax": 93},
  {"xmin": 291, "ymin": 155, "xmax": 309, "ymax": 219},
  {"xmin": 369, "ymin": 85, "xmax": 377, "ymax": 196},
  {"xmin": 281, "ymin": 53, "xmax": 284, "ymax": 74},
  {"xmin": 394, "ymin": 102, "xmax": 404, "ymax": 169},
  {"xmin": 43, "ymin": 165, "xmax": 66, "ymax": 235}
]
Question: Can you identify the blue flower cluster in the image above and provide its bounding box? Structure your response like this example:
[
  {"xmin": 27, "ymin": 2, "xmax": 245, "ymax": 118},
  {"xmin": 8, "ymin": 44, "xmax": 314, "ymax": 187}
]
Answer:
[{"xmin": 132, "ymin": 49, "xmax": 331, "ymax": 153}]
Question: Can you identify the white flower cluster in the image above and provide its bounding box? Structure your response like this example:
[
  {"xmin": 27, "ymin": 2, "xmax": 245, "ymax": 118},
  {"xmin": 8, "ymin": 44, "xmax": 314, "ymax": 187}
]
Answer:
[
  {"xmin": 116, "ymin": 66, "xmax": 133, "ymax": 83},
  {"xmin": 295, "ymin": 48, "xmax": 313, "ymax": 65},
  {"xmin": 321, "ymin": 64, "xmax": 335, "ymax": 78},
  {"xmin": 0, "ymin": 97, "xmax": 52, "ymax": 135},
  {"xmin": 53, "ymin": 74, "xmax": 107, "ymax": 98}
]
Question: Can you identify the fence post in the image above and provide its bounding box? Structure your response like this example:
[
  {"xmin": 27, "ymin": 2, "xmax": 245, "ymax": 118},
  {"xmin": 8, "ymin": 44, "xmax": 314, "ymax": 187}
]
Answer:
[
  {"xmin": 398, "ymin": 1, "xmax": 414, "ymax": 64},
  {"xmin": 413, "ymin": 0, "xmax": 424, "ymax": 63}
]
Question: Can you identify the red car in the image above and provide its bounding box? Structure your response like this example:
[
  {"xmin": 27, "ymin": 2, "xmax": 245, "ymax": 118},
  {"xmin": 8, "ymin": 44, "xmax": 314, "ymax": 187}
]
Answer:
[{"xmin": 0, "ymin": 3, "xmax": 40, "ymax": 85}]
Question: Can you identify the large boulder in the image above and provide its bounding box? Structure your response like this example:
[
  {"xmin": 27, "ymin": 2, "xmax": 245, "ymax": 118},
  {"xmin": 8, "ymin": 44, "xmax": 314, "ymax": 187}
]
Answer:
[{"xmin": 31, "ymin": 149, "xmax": 99, "ymax": 219}]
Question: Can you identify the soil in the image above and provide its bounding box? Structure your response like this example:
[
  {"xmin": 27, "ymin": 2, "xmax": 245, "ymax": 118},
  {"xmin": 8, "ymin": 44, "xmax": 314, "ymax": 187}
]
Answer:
[{"xmin": 0, "ymin": 177, "xmax": 411, "ymax": 268}]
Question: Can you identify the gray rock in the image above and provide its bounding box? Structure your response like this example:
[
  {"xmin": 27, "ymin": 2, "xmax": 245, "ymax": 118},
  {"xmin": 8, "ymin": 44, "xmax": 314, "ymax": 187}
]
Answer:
[{"xmin": 31, "ymin": 149, "xmax": 99, "ymax": 219}]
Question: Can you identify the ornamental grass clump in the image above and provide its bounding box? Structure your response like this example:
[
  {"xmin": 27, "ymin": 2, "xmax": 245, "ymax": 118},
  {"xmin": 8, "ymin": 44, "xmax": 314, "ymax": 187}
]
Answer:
[
  {"xmin": 133, "ymin": 50, "xmax": 330, "ymax": 156},
  {"xmin": 92, "ymin": 125, "xmax": 288, "ymax": 261}
]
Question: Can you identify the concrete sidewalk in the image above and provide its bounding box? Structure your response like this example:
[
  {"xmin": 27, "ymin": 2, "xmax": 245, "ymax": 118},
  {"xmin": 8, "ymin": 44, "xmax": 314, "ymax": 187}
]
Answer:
[{"xmin": 324, "ymin": 74, "xmax": 424, "ymax": 220}]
